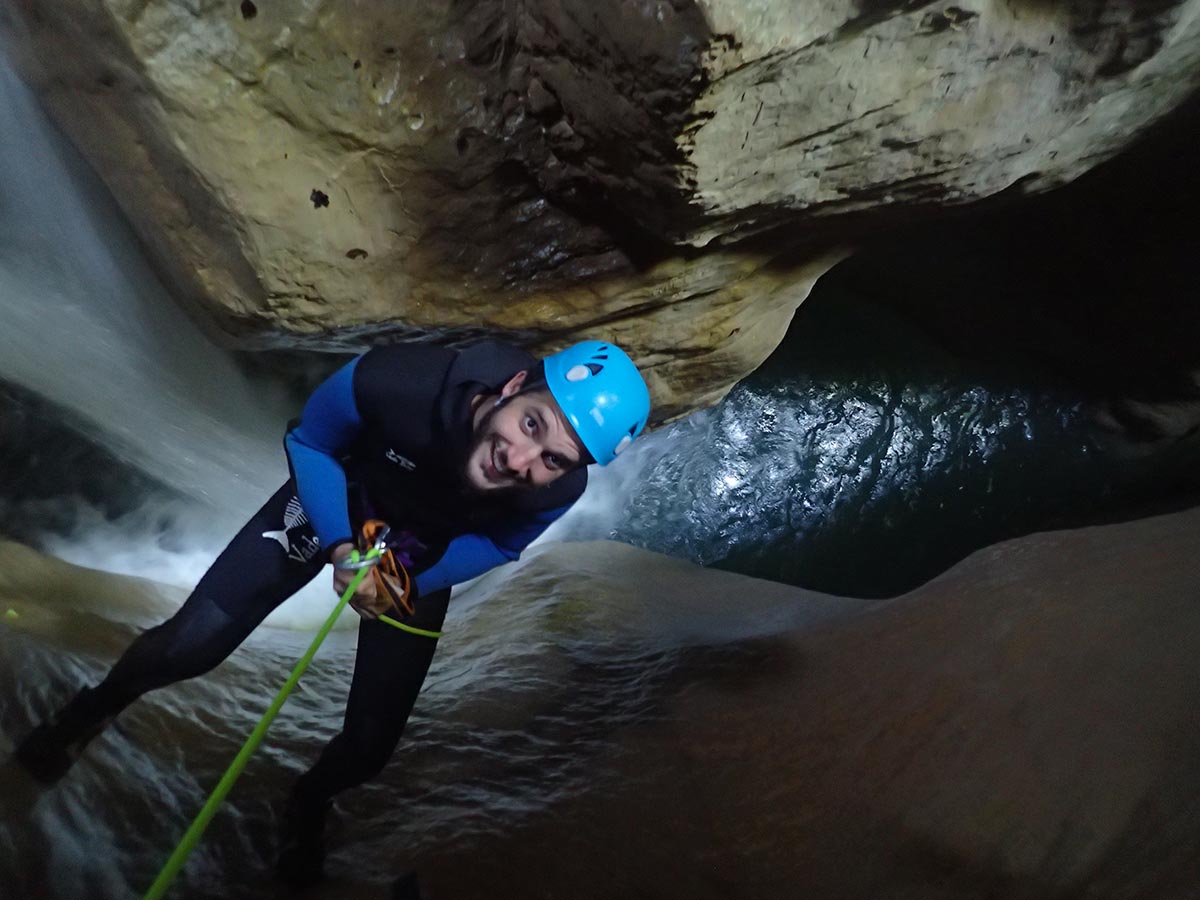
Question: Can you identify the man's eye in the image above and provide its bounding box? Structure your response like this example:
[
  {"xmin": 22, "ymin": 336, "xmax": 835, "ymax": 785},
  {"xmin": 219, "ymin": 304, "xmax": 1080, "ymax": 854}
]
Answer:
[
  {"xmin": 545, "ymin": 453, "xmax": 562, "ymax": 470},
  {"xmin": 524, "ymin": 415, "xmax": 537, "ymax": 433}
]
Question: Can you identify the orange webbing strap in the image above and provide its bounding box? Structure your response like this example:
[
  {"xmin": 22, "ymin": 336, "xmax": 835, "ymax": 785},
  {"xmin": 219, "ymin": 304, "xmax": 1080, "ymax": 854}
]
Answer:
[{"xmin": 358, "ymin": 519, "xmax": 414, "ymax": 616}]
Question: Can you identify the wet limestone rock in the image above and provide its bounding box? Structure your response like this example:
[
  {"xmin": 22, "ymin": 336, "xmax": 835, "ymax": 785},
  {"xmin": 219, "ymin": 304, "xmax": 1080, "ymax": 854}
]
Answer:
[
  {"xmin": 405, "ymin": 503, "xmax": 1200, "ymax": 899},
  {"xmin": 686, "ymin": 0, "xmax": 1200, "ymax": 244},
  {"xmin": 2, "ymin": 0, "xmax": 1198, "ymax": 421}
]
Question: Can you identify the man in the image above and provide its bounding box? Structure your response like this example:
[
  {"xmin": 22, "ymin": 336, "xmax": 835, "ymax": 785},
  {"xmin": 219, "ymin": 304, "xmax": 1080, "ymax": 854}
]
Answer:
[{"xmin": 15, "ymin": 337, "xmax": 651, "ymax": 887}]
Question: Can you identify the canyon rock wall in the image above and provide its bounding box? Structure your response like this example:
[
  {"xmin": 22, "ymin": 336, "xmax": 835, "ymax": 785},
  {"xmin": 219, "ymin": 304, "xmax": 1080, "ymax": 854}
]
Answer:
[
  {"xmin": 2, "ymin": 0, "xmax": 1197, "ymax": 420},
  {"xmin": 396, "ymin": 505, "xmax": 1200, "ymax": 899}
]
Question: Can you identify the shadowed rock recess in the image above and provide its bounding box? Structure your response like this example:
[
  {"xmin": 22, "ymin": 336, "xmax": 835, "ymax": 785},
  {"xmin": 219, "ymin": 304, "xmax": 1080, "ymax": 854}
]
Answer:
[{"xmin": 3, "ymin": 0, "xmax": 1198, "ymax": 421}]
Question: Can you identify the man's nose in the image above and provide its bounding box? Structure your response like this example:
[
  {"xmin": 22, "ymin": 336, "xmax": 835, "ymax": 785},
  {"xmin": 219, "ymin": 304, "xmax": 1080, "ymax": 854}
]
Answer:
[{"xmin": 506, "ymin": 440, "xmax": 539, "ymax": 478}]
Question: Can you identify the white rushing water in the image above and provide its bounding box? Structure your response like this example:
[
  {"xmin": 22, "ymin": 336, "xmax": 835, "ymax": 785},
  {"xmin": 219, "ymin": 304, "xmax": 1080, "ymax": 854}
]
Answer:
[
  {"xmin": 0, "ymin": 54, "xmax": 348, "ymax": 624},
  {"xmin": 0, "ymin": 56, "xmax": 289, "ymax": 512}
]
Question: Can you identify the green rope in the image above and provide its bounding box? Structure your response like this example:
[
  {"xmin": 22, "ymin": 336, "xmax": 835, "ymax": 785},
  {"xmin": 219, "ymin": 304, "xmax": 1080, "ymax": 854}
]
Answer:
[
  {"xmin": 377, "ymin": 613, "xmax": 442, "ymax": 640},
  {"xmin": 142, "ymin": 549, "xmax": 380, "ymax": 900}
]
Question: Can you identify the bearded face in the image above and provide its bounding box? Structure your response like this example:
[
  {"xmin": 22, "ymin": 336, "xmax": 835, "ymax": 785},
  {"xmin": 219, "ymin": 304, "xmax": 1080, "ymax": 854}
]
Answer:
[{"xmin": 462, "ymin": 376, "xmax": 585, "ymax": 494}]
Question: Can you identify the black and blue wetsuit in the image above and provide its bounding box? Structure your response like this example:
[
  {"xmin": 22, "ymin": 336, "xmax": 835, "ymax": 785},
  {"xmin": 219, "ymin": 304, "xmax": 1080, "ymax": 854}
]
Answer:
[
  {"xmin": 65, "ymin": 340, "xmax": 585, "ymax": 805},
  {"xmin": 285, "ymin": 339, "xmax": 583, "ymax": 588}
]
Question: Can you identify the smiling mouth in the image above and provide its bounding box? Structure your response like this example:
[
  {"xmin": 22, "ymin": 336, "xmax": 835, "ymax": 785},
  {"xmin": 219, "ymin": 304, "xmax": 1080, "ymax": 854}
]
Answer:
[{"xmin": 487, "ymin": 443, "xmax": 508, "ymax": 483}]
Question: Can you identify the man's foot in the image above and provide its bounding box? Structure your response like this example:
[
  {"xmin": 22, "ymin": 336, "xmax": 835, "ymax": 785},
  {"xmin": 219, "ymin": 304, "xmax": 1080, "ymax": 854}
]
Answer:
[
  {"xmin": 13, "ymin": 690, "xmax": 112, "ymax": 785},
  {"xmin": 275, "ymin": 793, "xmax": 331, "ymax": 891}
]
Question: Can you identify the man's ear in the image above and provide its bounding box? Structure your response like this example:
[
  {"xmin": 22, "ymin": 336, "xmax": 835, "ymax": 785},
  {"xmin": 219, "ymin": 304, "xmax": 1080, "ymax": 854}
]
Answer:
[{"xmin": 499, "ymin": 369, "xmax": 528, "ymax": 399}]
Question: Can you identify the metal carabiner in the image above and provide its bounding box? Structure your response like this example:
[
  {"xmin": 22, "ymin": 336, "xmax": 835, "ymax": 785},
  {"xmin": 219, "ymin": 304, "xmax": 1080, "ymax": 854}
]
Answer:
[
  {"xmin": 332, "ymin": 525, "xmax": 393, "ymax": 570},
  {"xmin": 372, "ymin": 524, "xmax": 392, "ymax": 553}
]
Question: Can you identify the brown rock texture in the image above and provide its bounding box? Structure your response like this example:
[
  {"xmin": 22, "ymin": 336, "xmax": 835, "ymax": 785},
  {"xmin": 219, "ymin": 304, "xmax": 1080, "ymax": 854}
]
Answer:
[
  {"xmin": 687, "ymin": 0, "xmax": 1200, "ymax": 244},
  {"xmin": 389, "ymin": 505, "xmax": 1200, "ymax": 900},
  {"xmin": 2, "ymin": 1, "xmax": 1198, "ymax": 420}
]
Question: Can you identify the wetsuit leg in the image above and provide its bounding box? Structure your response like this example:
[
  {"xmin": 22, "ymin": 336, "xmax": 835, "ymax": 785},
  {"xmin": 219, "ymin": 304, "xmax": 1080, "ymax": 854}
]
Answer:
[
  {"xmin": 16, "ymin": 483, "xmax": 328, "ymax": 782},
  {"xmin": 88, "ymin": 481, "xmax": 328, "ymax": 713},
  {"xmin": 292, "ymin": 586, "xmax": 452, "ymax": 803}
]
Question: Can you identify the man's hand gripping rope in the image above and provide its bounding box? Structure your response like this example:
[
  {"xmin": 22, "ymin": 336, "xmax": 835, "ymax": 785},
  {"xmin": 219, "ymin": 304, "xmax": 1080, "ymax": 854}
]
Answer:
[{"xmin": 332, "ymin": 521, "xmax": 414, "ymax": 621}]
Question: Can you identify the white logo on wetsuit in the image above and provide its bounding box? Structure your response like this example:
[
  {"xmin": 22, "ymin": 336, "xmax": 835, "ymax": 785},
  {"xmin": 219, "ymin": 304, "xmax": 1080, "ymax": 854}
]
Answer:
[
  {"xmin": 262, "ymin": 496, "xmax": 322, "ymax": 563},
  {"xmin": 385, "ymin": 448, "xmax": 417, "ymax": 470}
]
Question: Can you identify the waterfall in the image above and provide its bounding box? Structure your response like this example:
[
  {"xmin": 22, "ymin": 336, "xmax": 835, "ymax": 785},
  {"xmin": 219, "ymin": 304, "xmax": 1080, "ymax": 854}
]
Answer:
[
  {"xmin": 0, "ymin": 54, "xmax": 331, "ymax": 611},
  {"xmin": 0, "ymin": 55, "xmax": 291, "ymax": 520}
]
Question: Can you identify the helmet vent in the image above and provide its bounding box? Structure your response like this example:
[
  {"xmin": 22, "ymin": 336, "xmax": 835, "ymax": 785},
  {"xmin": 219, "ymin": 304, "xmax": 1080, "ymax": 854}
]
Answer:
[
  {"xmin": 566, "ymin": 362, "xmax": 605, "ymax": 382},
  {"xmin": 561, "ymin": 362, "xmax": 600, "ymax": 384}
]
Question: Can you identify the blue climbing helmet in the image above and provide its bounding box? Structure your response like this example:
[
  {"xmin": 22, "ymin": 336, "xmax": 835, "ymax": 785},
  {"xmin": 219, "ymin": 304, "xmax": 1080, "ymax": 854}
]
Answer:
[{"xmin": 543, "ymin": 340, "xmax": 651, "ymax": 465}]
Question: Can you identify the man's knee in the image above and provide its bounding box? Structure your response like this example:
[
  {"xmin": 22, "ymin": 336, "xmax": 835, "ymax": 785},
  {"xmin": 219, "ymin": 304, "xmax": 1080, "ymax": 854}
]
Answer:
[{"xmin": 148, "ymin": 593, "xmax": 243, "ymax": 681}]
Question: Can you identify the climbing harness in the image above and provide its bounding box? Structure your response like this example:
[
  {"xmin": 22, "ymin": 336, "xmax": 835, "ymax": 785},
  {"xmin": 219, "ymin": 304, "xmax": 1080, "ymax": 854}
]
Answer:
[
  {"xmin": 344, "ymin": 519, "xmax": 414, "ymax": 615},
  {"xmin": 339, "ymin": 519, "xmax": 442, "ymax": 640}
]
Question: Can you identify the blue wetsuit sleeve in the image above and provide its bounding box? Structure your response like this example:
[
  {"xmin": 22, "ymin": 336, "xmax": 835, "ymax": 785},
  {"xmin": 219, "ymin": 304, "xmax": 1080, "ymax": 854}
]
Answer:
[
  {"xmin": 414, "ymin": 503, "xmax": 573, "ymax": 596},
  {"xmin": 283, "ymin": 357, "xmax": 362, "ymax": 552}
]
